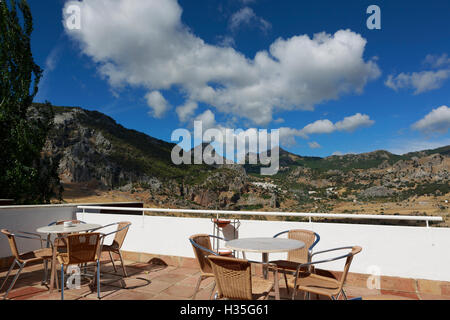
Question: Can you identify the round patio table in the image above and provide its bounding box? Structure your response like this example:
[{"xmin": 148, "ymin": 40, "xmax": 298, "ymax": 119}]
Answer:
[
  {"xmin": 36, "ymin": 223, "xmax": 101, "ymax": 285},
  {"xmin": 36, "ymin": 223, "xmax": 101, "ymax": 234},
  {"xmin": 225, "ymin": 237, "xmax": 305, "ymax": 278}
]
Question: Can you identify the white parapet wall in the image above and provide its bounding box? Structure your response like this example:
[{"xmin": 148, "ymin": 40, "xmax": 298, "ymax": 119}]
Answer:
[
  {"xmin": 0, "ymin": 204, "xmax": 448, "ymax": 282},
  {"xmin": 0, "ymin": 203, "xmax": 139, "ymax": 259},
  {"xmin": 75, "ymin": 211, "xmax": 450, "ymax": 282},
  {"xmin": 0, "ymin": 204, "xmax": 76, "ymax": 258}
]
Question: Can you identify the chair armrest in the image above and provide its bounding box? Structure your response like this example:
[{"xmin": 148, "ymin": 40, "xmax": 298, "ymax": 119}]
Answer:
[
  {"xmin": 89, "ymin": 222, "xmax": 118, "ymax": 232},
  {"xmin": 11, "ymin": 231, "xmax": 49, "ymax": 249},
  {"xmin": 311, "ymin": 246, "xmax": 354, "ymax": 258},
  {"xmin": 189, "ymin": 239, "xmax": 220, "ymax": 257},
  {"xmin": 309, "ymin": 233, "xmax": 320, "ymax": 251},
  {"xmin": 103, "ymin": 223, "xmax": 131, "ymax": 237},
  {"xmin": 208, "ymin": 234, "xmax": 226, "ymax": 242},
  {"xmin": 273, "ymin": 230, "xmax": 289, "ymax": 238},
  {"xmin": 295, "ymin": 251, "xmax": 353, "ymax": 275}
]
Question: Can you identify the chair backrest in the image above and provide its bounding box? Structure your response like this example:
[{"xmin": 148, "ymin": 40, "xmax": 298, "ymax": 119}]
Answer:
[
  {"xmin": 65, "ymin": 233, "xmax": 102, "ymax": 265},
  {"xmin": 0, "ymin": 229, "xmax": 20, "ymax": 261},
  {"xmin": 337, "ymin": 246, "xmax": 362, "ymax": 292},
  {"xmin": 111, "ymin": 222, "xmax": 131, "ymax": 250},
  {"xmin": 277, "ymin": 229, "xmax": 319, "ymax": 262},
  {"xmin": 208, "ymin": 255, "xmax": 252, "ymax": 300},
  {"xmin": 189, "ymin": 234, "xmax": 215, "ymax": 274}
]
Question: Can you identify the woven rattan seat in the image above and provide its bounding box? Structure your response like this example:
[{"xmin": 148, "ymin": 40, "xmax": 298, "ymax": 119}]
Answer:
[
  {"xmin": 270, "ymin": 229, "xmax": 320, "ymax": 294},
  {"xmin": 1, "ymin": 229, "xmax": 53, "ymax": 299},
  {"xmin": 289, "ymin": 272, "xmax": 340, "ymax": 295},
  {"xmin": 288, "ymin": 246, "xmax": 362, "ymax": 300},
  {"xmin": 189, "ymin": 234, "xmax": 220, "ymax": 299},
  {"xmin": 50, "ymin": 232, "xmax": 104, "ymax": 300},
  {"xmin": 91, "ymin": 222, "xmax": 131, "ymax": 277},
  {"xmin": 208, "ymin": 255, "xmax": 280, "ymax": 300},
  {"xmin": 251, "ymin": 277, "xmax": 277, "ymax": 300},
  {"xmin": 269, "ymin": 259, "xmax": 308, "ymax": 270},
  {"xmin": 19, "ymin": 248, "xmax": 53, "ymax": 262}
]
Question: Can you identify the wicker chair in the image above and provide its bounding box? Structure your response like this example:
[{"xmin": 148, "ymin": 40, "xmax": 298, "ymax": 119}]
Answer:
[
  {"xmin": 269, "ymin": 229, "xmax": 320, "ymax": 294},
  {"xmin": 50, "ymin": 232, "xmax": 104, "ymax": 300},
  {"xmin": 91, "ymin": 222, "xmax": 131, "ymax": 277},
  {"xmin": 189, "ymin": 234, "xmax": 230, "ymax": 299},
  {"xmin": 207, "ymin": 255, "xmax": 280, "ymax": 300},
  {"xmin": 0, "ymin": 229, "xmax": 53, "ymax": 300},
  {"xmin": 288, "ymin": 246, "xmax": 362, "ymax": 300}
]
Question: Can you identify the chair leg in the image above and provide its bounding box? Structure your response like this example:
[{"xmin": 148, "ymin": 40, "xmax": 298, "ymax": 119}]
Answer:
[
  {"xmin": 291, "ymin": 276, "xmax": 299, "ymax": 300},
  {"xmin": 274, "ymin": 272, "xmax": 280, "ymax": 300},
  {"xmin": 97, "ymin": 260, "xmax": 101, "ymax": 299},
  {"xmin": 42, "ymin": 260, "xmax": 48, "ymax": 285},
  {"xmin": 283, "ymin": 272, "xmax": 290, "ymax": 295},
  {"xmin": 108, "ymin": 251, "xmax": 117, "ymax": 273},
  {"xmin": 0, "ymin": 259, "xmax": 16, "ymax": 292},
  {"xmin": 337, "ymin": 289, "xmax": 348, "ymax": 300},
  {"xmin": 2, "ymin": 260, "xmax": 24, "ymax": 300},
  {"xmin": 118, "ymin": 251, "xmax": 128, "ymax": 277},
  {"xmin": 61, "ymin": 264, "xmax": 64, "ymax": 300},
  {"xmin": 209, "ymin": 281, "xmax": 216, "ymax": 300},
  {"xmin": 192, "ymin": 275, "xmax": 203, "ymax": 300},
  {"xmin": 50, "ymin": 255, "xmax": 55, "ymax": 293}
]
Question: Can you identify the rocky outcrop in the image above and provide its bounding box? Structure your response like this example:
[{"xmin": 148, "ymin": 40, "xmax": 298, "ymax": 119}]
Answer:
[
  {"xmin": 359, "ymin": 186, "xmax": 395, "ymax": 198},
  {"xmin": 40, "ymin": 105, "xmax": 450, "ymax": 209}
]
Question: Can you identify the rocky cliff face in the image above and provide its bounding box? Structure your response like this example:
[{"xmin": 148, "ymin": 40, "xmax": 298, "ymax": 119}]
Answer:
[
  {"xmin": 42, "ymin": 105, "xmax": 450, "ymax": 209},
  {"xmin": 44, "ymin": 105, "xmax": 251, "ymax": 208},
  {"xmin": 49, "ymin": 107, "xmax": 154, "ymax": 188}
]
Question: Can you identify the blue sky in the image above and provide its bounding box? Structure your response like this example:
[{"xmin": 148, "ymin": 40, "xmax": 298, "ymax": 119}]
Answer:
[{"xmin": 29, "ymin": 0, "xmax": 450, "ymax": 157}]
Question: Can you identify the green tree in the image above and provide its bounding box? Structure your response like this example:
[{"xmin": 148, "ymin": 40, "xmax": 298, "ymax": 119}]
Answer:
[{"xmin": 0, "ymin": 0, "xmax": 61, "ymax": 204}]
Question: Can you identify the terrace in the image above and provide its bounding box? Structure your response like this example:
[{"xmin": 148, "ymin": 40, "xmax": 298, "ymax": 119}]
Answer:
[{"xmin": 0, "ymin": 203, "xmax": 449, "ymax": 300}]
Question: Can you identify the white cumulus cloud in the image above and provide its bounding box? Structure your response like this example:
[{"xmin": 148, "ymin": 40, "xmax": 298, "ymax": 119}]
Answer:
[
  {"xmin": 64, "ymin": 0, "xmax": 380, "ymax": 125},
  {"xmin": 308, "ymin": 141, "xmax": 321, "ymax": 149},
  {"xmin": 195, "ymin": 109, "xmax": 217, "ymax": 131},
  {"xmin": 335, "ymin": 113, "xmax": 375, "ymax": 132},
  {"xmin": 176, "ymin": 101, "xmax": 198, "ymax": 123},
  {"xmin": 279, "ymin": 113, "xmax": 374, "ymax": 146},
  {"xmin": 385, "ymin": 70, "xmax": 450, "ymax": 95},
  {"xmin": 411, "ymin": 105, "xmax": 450, "ymax": 134},
  {"xmin": 386, "ymin": 54, "xmax": 450, "ymax": 95},
  {"xmin": 145, "ymin": 91, "xmax": 170, "ymax": 118},
  {"xmin": 229, "ymin": 7, "xmax": 271, "ymax": 33},
  {"xmin": 424, "ymin": 53, "xmax": 450, "ymax": 69}
]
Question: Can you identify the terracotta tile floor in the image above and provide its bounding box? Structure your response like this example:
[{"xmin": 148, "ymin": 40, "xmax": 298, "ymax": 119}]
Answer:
[{"xmin": 0, "ymin": 260, "xmax": 446, "ymax": 300}]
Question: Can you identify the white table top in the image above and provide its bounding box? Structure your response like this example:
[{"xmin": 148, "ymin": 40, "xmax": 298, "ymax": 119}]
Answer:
[
  {"xmin": 36, "ymin": 223, "xmax": 101, "ymax": 234},
  {"xmin": 225, "ymin": 237, "xmax": 305, "ymax": 253}
]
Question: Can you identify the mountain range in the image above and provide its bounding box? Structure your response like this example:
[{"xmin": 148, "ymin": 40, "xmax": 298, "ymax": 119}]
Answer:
[{"xmin": 37, "ymin": 104, "xmax": 450, "ymax": 214}]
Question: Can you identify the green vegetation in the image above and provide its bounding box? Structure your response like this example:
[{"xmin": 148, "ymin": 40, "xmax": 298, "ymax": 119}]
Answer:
[
  {"xmin": 51, "ymin": 105, "xmax": 215, "ymax": 187},
  {"xmin": 239, "ymin": 204, "xmax": 264, "ymax": 210},
  {"xmin": 0, "ymin": 0, "xmax": 61, "ymax": 204},
  {"xmin": 396, "ymin": 183, "xmax": 450, "ymax": 200}
]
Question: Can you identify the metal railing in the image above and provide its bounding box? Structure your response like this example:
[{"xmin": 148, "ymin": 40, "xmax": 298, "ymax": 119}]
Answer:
[{"xmin": 77, "ymin": 206, "xmax": 444, "ymax": 227}]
